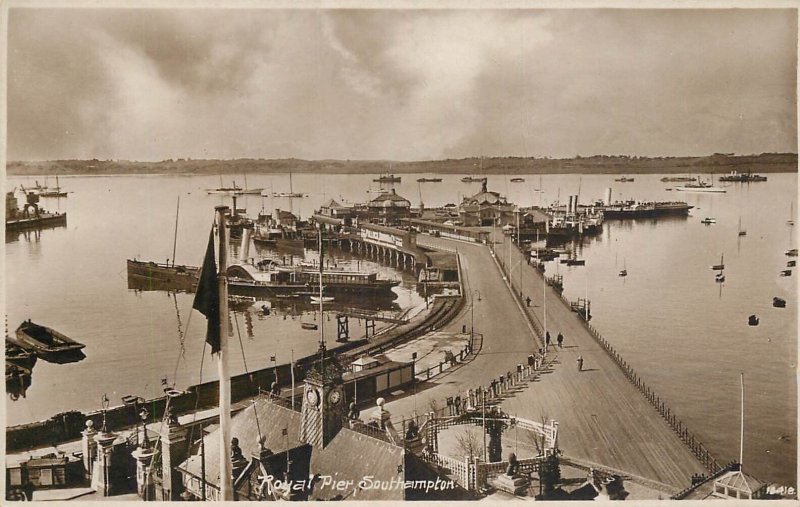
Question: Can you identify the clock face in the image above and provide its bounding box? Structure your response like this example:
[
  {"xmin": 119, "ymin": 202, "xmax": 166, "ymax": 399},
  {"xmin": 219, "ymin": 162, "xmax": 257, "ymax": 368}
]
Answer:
[
  {"xmin": 328, "ymin": 389, "xmax": 341, "ymax": 405},
  {"xmin": 306, "ymin": 388, "xmax": 319, "ymax": 406}
]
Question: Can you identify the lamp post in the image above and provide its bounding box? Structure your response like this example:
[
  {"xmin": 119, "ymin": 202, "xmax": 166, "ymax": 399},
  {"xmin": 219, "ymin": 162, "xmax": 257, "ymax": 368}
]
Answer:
[{"xmin": 101, "ymin": 394, "xmax": 111, "ymax": 497}]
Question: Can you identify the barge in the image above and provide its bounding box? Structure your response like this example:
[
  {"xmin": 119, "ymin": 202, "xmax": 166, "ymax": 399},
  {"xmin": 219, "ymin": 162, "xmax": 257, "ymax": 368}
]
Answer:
[{"xmin": 6, "ymin": 191, "xmax": 67, "ymax": 232}]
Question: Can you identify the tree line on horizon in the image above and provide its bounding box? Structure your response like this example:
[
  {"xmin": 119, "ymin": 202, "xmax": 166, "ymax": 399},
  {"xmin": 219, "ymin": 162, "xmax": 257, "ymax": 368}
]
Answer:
[{"xmin": 6, "ymin": 152, "xmax": 797, "ymax": 176}]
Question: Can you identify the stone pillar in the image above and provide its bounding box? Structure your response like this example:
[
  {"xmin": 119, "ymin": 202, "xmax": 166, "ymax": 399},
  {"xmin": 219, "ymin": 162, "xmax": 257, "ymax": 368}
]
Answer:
[
  {"xmin": 158, "ymin": 414, "xmax": 189, "ymax": 501},
  {"xmin": 131, "ymin": 446, "xmax": 156, "ymax": 499},
  {"xmin": 91, "ymin": 429, "xmax": 118, "ymax": 496},
  {"xmin": 81, "ymin": 420, "xmax": 97, "ymax": 480}
]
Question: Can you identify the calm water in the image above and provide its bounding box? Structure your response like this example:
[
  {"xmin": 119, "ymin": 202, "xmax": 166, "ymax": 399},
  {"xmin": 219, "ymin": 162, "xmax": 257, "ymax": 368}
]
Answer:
[{"xmin": 5, "ymin": 171, "xmax": 796, "ymax": 486}]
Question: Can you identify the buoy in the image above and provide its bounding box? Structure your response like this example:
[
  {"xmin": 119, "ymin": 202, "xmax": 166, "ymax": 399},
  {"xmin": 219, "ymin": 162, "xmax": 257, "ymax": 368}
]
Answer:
[{"xmin": 748, "ymin": 315, "xmax": 759, "ymax": 326}]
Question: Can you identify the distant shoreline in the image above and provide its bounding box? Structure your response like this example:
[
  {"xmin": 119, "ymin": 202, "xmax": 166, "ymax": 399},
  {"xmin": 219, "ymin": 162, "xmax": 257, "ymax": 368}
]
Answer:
[{"xmin": 6, "ymin": 153, "xmax": 797, "ymax": 176}]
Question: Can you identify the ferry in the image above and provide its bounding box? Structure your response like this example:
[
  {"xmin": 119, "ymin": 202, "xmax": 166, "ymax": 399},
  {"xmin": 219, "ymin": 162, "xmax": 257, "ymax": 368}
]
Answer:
[
  {"xmin": 226, "ymin": 262, "xmax": 399, "ymax": 298},
  {"xmin": 602, "ymin": 201, "xmax": 693, "ymax": 218}
]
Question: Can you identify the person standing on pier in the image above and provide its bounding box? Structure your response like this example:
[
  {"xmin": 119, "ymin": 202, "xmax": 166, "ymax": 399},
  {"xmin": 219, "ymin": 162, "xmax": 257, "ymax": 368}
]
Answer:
[
  {"xmin": 526, "ymin": 296, "xmax": 531, "ymax": 307},
  {"xmin": 557, "ymin": 333, "xmax": 564, "ymax": 349},
  {"xmin": 545, "ymin": 332, "xmax": 551, "ymax": 349},
  {"xmin": 577, "ymin": 355, "xmax": 584, "ymax": 372}
]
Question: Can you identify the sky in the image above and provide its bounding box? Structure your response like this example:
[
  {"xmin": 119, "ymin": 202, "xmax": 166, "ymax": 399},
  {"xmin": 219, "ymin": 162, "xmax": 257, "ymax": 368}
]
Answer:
[{"xmin": 6, "ymin": 7, "xmax": 798, "ymax": 161}]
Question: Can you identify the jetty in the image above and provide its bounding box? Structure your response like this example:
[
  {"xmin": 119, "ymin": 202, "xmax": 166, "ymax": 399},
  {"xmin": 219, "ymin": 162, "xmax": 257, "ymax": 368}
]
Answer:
[{"xmin": 382, "ymin": 231, "xmax": 710, "ymax": 493}]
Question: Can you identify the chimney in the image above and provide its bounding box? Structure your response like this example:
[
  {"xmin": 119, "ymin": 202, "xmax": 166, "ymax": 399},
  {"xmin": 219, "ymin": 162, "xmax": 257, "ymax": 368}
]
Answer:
[
  {"xmin": 573, "ymin": 195, "xmax": 579, "ymax": 214},
  {"xmin": 605, "ymin": 188, "xmax": 613, "ymax": 206},
  {"xmin": 240, "ymin": 225, "xmax": 252, "ymax": 263},
  {"xmin": 567, "ymin": 195, "xmax": 574, "ymax": 214}
]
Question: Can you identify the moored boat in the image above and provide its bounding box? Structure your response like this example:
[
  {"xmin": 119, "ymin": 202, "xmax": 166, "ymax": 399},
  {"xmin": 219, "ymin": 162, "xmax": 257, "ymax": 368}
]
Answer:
[
  {"xmin": 416, "ymin": 177, "xmax": 443, "ymax": 182},
  {"xmin": 701, "ymin": 217, "xmax": 716, "ymax": 224},
  {"xmin": 718, "ymin": 171, "xmax": 767, "ymax": 182},
  {"xmin": 660, "ymin": 176, "xmax": 697, "ymax": 182},
  {"xmin": 127, "ymin": 259, "xmax": 200, "ymax": 292},
  {"xmin": 675, "ymin": 180, "xmax": 727, "ymax": 193},
  {"xmin": 374, "ymin": 174, "xmax": 401, "ymax": 183},
  {"xmin": 602, "ymin": 201, "xmax": 693, "ymax": 219},
  {"xmin": 14, "ymin": 320, "xmax": 85, "ymax": 363},
  {"xmin": 773, "ymin": 297, "xmax": 787, "ymax": 308},
  {"xmin": 510, "ymin": 177, "xmax": 525, "ymax": 183},
  {"xmin": 614, "ymin": 176, "xmax": 634, "ymax": 182}
]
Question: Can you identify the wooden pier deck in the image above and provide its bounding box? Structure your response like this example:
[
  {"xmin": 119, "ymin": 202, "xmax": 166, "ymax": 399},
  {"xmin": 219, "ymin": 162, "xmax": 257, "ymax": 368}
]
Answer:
[{"xmin": 383, "ymin": 232, "xmax": 707, "ymax": 493}]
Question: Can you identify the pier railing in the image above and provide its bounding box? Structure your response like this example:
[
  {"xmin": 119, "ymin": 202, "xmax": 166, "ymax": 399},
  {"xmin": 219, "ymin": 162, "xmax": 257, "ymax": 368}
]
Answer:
[
  {"xmin": 494, "ymin": 238, "xmax": 724, "ymax": 476},
  {"xmin": 415, "ymin": 340, "xmax": 475, "ymax": 381},
  {"xmin": 554, "ymin": 290, "xmax": 723, "ymax": 475}
]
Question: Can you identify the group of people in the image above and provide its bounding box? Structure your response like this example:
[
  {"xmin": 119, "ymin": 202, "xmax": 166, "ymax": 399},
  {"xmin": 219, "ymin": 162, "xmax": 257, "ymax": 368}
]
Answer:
[
  {"xmin": 443, "ymin": 351, "xmax": 549, "ymax": 416},
  {"xmin": 544, "ymin": 331, "xmax": 565, "ymax": 349}
]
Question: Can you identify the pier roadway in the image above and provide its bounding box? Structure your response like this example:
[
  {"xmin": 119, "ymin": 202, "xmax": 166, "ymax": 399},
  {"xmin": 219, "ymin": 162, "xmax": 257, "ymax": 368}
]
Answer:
[
  {"xmin": 492, "ymin": 231, "xmax": 707, "ymax": 490},
  {"xmin": 383, "ymin": 233, "xmax": 706, "ymax": 493}
]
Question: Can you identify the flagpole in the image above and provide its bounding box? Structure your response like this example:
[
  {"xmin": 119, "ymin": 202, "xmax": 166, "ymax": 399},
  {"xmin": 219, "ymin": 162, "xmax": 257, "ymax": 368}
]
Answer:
[
  {"xmin": 740, "ymin": 372, "xmax": 744, "ymax": 467},
  {"xmin": 216, "ymin": 206, "xmax": 233, "ymax": 501},
  {"xmin": 291, "ymin": 349, "xmax": 295, "ymax": 411}
]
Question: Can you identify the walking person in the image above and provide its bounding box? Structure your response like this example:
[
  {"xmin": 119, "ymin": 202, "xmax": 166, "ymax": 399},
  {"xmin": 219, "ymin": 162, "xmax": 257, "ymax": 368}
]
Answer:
[
  {"xmin": 545, "ymin": 331, "xmax": 551, "ymax": 349},
  {"xmin": 557, "ymin": 332, "xmax": 564, "ymax": 349},
  {"xmin": 526, "ymin": 296, "xmax": 531, "ymax": 307},
  {"xmin": 577, "ymin": 355, "xmax": 584, "ymax": 372}
]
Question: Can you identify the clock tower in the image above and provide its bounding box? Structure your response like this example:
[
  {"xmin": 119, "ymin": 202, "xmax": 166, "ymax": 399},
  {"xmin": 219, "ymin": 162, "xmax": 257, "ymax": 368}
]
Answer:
[{"xmin": 299, "ymin": 350, "xmax": 345, "ymax": 449}]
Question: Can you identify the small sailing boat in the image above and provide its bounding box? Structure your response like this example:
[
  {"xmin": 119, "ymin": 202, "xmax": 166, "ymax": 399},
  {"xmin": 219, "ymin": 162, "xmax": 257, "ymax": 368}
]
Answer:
[
  {"xmin": 310, "ymin": 295, "xmax": 334, "ymax": 303},
  {"xmin": 701, "ymin": 217, "xmax": 716, "ymax": 225},
  {"xmin": 738, "ymin": 217, "xmax": 746, "ymax": 236},
  {"xmin": 618, "ymin": 258, "xmax": 627, "ymax": 277},
  {"xmin": 715, "ymin": 271, "xmax": 726, "ymax": 283},
  {"xmin": 788, "ymin": 201, "xmax": 795, "ymax": 226},
  {"xmin": 39, "ymin": 176, "xmax": 68, "ymax": 197},
  {"xmin": 711, "ymin": 254, "xmax": 725, "ymax": 271}
]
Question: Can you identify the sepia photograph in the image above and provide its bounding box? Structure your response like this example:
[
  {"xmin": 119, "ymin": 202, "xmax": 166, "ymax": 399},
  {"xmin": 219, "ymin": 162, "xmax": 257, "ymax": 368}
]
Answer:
[{"xmin": 3, "ymin": 2, "xmax": 798, "ymax": 502}]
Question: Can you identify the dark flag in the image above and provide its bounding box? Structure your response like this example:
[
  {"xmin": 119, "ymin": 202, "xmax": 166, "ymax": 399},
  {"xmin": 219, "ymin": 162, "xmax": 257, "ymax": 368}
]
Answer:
[{"xmin": 193, "ymin": 228, "xmax": 220, "ymax": 354}]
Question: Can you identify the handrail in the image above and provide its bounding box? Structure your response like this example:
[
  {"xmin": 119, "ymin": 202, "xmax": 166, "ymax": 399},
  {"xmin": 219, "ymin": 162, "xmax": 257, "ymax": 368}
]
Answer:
[{"xmin": 504, "ymin": 239, "xmax": 724, "ymax": 476}]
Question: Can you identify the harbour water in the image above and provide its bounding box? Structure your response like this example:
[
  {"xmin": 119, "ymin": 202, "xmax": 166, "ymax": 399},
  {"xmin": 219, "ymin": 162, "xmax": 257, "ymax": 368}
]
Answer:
[{"xmin": 5, "ymin": 171, "xmax": 796, "ymax": 486}]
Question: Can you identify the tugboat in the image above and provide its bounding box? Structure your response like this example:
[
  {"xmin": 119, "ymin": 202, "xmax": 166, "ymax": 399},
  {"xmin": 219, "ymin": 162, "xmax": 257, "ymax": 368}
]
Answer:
[{"xmin": 416, "ymin": 177, "xmax": 442, "ymax": 183}]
